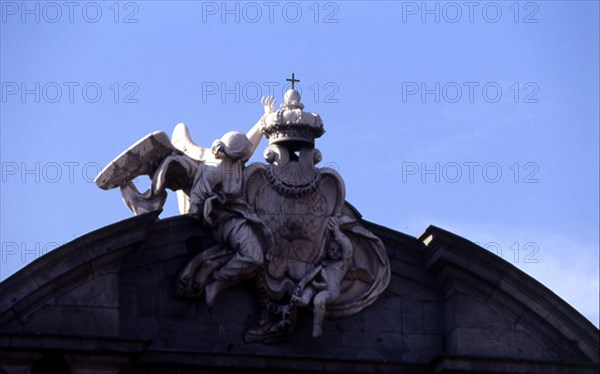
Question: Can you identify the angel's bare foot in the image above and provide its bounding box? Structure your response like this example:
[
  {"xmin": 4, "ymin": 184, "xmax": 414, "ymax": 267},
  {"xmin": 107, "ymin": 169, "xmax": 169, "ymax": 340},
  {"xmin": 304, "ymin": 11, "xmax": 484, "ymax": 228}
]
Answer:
[
  {"xmin": 205, "ymin": 279, "xmax": 234, "ymax": 307},
  {"xmin": 291, "ymin": 294, "xmax": 310, "ymax": 307},
  {"xmin": 312, "ymin": 323, "xmax": 323, "ymax": 337},
  {"xmin": 176, "ymin": 276, "xmax": 202, "ymax": 297}
]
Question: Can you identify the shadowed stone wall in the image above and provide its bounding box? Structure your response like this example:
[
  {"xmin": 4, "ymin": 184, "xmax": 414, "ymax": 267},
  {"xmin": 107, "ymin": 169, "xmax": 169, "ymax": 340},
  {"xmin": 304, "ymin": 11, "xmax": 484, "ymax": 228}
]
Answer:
[{"xmin": 0, "ymin": 212, "xmax": 598, "ymax": 373}]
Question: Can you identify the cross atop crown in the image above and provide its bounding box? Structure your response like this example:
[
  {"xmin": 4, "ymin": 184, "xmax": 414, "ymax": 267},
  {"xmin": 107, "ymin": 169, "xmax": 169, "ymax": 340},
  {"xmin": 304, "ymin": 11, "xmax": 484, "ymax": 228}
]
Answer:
[{"xmin": 286, "ymin": 73, "xmax": 300, "ymax": 90}]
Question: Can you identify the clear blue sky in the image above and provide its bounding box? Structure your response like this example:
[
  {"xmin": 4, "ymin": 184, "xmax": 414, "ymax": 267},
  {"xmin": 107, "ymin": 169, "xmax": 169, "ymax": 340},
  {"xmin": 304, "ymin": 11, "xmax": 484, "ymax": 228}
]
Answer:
[{"xmin": 1, "ymin": 1, "xmax": 598, "ymax": 326}]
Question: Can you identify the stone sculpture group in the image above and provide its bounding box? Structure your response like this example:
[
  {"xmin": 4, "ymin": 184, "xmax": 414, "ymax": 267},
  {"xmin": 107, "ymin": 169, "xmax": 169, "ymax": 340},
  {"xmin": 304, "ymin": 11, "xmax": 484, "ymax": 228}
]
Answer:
[{"xmin": 96, "ymin": 79, "xmax": 390, "ymax": 343}]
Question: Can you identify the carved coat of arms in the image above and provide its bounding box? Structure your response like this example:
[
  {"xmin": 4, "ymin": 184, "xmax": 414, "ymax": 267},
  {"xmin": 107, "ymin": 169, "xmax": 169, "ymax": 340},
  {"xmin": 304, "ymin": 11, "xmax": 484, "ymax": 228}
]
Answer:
[{"xmin": 96, "ymin": 79, "xmax": 390, "ymax": 343}]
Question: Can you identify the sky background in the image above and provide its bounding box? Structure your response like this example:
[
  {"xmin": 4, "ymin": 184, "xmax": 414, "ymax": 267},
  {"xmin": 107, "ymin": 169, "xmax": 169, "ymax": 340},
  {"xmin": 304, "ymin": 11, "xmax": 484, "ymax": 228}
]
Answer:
[{"xmin": 1, "ymin": 1, "xmax": 598, "ymax": 327}]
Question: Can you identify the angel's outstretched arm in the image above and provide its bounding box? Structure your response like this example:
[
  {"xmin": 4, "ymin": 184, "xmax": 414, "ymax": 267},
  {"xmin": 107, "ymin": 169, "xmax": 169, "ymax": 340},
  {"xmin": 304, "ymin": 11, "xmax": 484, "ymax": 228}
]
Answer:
[{"xmin": 246, "ymin": 96, "xmax": 276, "ymax": 156}]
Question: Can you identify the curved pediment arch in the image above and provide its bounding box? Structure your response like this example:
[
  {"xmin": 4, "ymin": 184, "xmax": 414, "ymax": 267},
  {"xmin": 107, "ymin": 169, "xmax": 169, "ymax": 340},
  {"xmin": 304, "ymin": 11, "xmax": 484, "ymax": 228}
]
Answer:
[{"xmin": 0, "ymin": 214, "xmax": 598, "ymax": 373}]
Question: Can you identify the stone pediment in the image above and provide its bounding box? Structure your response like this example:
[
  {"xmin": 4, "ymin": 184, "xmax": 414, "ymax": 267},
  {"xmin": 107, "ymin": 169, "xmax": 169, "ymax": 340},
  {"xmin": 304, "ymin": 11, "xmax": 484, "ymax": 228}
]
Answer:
[{"xmin": 1, "ymin": 210, "xmax": 598, "ymax": 373}]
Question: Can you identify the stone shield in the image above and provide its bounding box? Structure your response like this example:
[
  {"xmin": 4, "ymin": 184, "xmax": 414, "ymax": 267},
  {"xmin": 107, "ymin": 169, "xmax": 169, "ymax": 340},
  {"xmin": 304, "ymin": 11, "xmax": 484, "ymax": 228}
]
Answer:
[{"xmin": 244, "ymin": 163, "xmax": 390, "ymax": 317}]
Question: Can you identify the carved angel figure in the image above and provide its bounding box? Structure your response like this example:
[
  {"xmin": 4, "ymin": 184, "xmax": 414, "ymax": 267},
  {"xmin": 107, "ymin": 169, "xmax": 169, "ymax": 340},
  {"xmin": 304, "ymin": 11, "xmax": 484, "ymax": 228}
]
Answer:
[
  {"xmin": 173, "ymin": 125, "xmax": 271, "ymax": 305},
  {"xmin": 96, "ymin": 97, "xmax": 277, "ymax": 305}
]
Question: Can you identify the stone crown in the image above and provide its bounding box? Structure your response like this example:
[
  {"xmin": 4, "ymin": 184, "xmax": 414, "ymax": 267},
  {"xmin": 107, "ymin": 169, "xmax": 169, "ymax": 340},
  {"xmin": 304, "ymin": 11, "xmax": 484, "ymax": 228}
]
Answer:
[{"xmin": 261, "ymin": 89, "xmax": 324, "ymax": 146}]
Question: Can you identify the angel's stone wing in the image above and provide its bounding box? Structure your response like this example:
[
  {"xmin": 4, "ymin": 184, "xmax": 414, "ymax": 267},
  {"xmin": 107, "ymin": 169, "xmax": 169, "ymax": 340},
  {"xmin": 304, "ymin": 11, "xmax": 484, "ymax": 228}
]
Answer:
[
  {"xmin": 171, "ymin": 123, "xmax": 210, "ymax": 162},
  {"xmin": 95, "ymin": 131, "xmax": 175, "ymax": 190}
]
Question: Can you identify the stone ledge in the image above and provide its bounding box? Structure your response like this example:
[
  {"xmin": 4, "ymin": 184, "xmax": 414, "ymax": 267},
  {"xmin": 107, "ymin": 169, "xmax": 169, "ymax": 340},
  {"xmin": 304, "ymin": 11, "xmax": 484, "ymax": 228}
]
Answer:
[
  {"xmin": 135, "ymin": 350, "xmax": 431, "ymax": 373},
  {"xmin": 433, "ymin": 356, "xmax": 600, "ymax": 374},
  {"xmin": 0, "ymin": 333, "xmax": 148, "ymax": 353}
]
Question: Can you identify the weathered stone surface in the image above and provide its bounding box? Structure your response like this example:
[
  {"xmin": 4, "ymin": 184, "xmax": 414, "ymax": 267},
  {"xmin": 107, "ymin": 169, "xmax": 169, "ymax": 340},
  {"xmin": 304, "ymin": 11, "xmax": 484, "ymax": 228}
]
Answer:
[
  {"xmin": 56, "ymin": 274, "xmax": 119, "ymax": 308},
  {"xmin": 22, "ymin": 305, "xmax": 119, "ymax": 337},
  {"xmin": 402, "ymin": 333, "xmax": 443, "ymax": 363}
]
